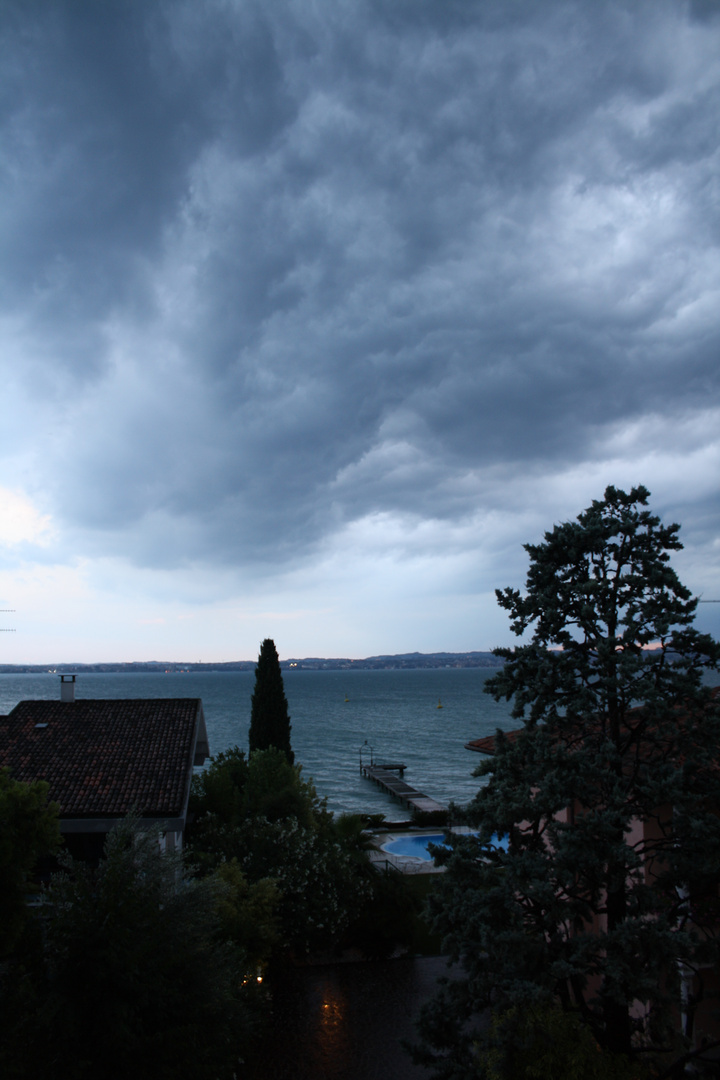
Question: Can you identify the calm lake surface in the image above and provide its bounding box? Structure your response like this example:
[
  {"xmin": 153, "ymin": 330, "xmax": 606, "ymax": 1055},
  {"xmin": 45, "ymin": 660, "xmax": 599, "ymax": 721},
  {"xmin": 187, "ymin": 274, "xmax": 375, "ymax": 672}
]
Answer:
[{"xmin": 0, "ymin": 668, "xmax": 516, "ymax": 815}]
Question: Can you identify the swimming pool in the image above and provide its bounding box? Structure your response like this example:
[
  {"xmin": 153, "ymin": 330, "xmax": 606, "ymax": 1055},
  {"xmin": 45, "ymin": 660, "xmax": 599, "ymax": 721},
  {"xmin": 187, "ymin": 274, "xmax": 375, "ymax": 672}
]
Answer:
[
  {"xmin": 380, "ymin": 831, "xmax": 506, "ymax": 861},
  {"xmin": 381, "ymin": 833, "xmax": 449, "ymax": 860}
]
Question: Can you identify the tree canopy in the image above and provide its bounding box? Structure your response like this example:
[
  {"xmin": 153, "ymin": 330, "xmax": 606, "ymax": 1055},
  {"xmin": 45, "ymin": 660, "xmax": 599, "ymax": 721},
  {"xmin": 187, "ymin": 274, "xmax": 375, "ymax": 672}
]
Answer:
[
  {"xmin": 40, "ymin": 820, "xmax": 256, "ymax": 1080},
  {"xmin": 248, "ymin": 638, "xmax": 294, "ymax": 763},
  {"xmin": 0, "ymin": 768, "xmax": 60, "ymax": 955},
  {"xmin": 189, "ymin": 745, "xmax": 370, "ymax": 956},
  {"xmin": 0, "ymin": 814, "xmax": 261, "ymax": 1080},
  {"xmin": 415, "ymin": 485, "xmax": 720, "ymax": 1079}
]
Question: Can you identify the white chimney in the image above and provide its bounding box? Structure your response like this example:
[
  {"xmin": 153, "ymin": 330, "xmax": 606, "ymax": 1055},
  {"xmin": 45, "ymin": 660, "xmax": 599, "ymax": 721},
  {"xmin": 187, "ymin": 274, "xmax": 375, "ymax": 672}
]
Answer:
[{"xmin": 60, "ymin": 674, "xmax": 76, "ymax": 702}]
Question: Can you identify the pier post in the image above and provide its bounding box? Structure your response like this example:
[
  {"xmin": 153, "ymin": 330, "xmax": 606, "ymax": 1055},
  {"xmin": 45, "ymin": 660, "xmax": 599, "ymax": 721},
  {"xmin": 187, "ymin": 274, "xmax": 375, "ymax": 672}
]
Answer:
[{"xmin": 359, "ymin": 740, "xmax": 374, "ymax": 772}]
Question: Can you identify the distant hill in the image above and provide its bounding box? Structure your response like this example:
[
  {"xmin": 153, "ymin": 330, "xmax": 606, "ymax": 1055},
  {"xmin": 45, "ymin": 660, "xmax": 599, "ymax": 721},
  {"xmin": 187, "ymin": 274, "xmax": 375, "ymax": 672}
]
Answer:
[
  {"xmin": 282, "ymin": 651, "xmax": 503, "ymax": 670},
  {"xmin": 0, "ymin": 651, "xmax": 504, "ymax": 674}
]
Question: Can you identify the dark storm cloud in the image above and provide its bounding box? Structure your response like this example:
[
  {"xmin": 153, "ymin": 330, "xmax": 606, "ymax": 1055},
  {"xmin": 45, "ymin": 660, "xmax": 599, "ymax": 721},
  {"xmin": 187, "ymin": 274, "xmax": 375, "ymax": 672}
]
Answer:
[{"xmin": 1, "ymin": 0, "xmax": 719, "ymax": 570}]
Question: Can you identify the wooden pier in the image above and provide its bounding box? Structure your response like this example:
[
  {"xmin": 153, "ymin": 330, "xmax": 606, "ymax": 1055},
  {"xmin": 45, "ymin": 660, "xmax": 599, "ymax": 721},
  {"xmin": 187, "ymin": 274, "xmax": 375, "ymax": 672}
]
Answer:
[{"xmin": 361, "ymin": 762, "xmax": 445, "ymax": 816}]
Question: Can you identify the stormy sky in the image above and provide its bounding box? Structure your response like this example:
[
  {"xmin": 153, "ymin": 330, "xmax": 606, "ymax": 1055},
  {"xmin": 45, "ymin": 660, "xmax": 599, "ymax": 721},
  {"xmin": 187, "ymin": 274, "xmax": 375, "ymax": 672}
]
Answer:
[{"xmin": 1, "ymin": 0, "xmax": 719, "ymax": 663}]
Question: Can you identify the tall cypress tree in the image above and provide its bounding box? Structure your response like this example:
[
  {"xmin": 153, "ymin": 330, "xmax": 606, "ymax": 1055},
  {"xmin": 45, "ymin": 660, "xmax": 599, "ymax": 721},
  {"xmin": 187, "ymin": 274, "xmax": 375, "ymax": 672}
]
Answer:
[{"xmin": 248, "ymin": 639, "xmax": 294, "ymax": 764}]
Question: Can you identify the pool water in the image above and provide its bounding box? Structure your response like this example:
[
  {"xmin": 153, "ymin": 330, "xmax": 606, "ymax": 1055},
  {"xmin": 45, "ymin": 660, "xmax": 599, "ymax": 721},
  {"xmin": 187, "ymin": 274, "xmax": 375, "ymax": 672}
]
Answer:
[
  {"xmin": 381, "ymin": 833, "xmax": 449, "ymax": 860},
  {"xmin": 381, "ymin": 831, "xmax": 507, "ymax": 861}
]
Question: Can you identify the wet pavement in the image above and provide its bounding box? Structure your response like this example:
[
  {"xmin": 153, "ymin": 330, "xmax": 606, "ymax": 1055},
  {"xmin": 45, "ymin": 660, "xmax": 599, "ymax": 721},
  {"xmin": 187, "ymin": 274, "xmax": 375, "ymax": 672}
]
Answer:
[{"xmin": 246, "ymin": 956, "xmax": 451, "ymax": 1080}]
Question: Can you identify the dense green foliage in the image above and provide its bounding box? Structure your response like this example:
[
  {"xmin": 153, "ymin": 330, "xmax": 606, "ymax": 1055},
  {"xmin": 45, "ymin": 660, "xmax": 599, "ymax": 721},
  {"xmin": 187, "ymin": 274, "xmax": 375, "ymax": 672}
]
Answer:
[
  {"xmin": 213, "ymin": 858, "xmax": 282, "ymax": 969},
  {"xmin": 190, "ymin": 744, "xmax": 250, "ymax": 824},
  {"xmin": 190, "ymin": 746, "xmax": 431, "ymax": 959},
  {"xmin": 189, "ymin": 745, "xmax": 371, "ymax": 955},
  {"xmin": 481, "ymin": 1004, "xmax": 649, "ymax": 1080},
  {"xmin": 190, "ymin": 743, "xmax": 318, "ymax": 827},
  {"xmin": 248, "ymin": 638, "xmax": 293, "ymax": 763},
  {"xmin": 415, "ymin": 486, "xmax": 720, "ymax": 1079},
  {"xmin": 0, "ymin": 768, "xmax": 60, "ymax": 955},
  {"xmin": 0, "ymin": 772, "xmax": 62, "ymax": 1079},
  {"xmin": 1, "ymin": 818, "xmax": 259, "ymax": 1080}
]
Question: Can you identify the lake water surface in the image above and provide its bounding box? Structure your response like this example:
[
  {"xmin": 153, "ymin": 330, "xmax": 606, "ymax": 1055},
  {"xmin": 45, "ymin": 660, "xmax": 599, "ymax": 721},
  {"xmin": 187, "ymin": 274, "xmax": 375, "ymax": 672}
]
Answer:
[{"xmin": 0, "ymin": 668, "xmax": 516, "ymax": 816}]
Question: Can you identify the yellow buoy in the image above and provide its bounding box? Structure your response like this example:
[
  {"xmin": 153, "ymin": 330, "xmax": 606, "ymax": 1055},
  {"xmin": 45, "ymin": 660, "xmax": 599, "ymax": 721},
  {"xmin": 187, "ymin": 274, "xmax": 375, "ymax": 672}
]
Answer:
[{"xmin": 437, "ymin": 698, "xmax": 443, "ymax": 709}]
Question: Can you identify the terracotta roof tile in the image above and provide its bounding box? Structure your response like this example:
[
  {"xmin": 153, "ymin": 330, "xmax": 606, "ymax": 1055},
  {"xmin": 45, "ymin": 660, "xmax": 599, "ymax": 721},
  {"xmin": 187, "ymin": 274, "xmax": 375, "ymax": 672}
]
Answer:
[
  {"xmin": 465, "ymin": 733, "xmax": 502, "ymax": 754},
  {"xmin": 0, "ymin": 698, "xmax": 204, "ymax": 820},
  {"xmin": 464, "ymin": 689, "xmax": 720, "ymax": 759}
]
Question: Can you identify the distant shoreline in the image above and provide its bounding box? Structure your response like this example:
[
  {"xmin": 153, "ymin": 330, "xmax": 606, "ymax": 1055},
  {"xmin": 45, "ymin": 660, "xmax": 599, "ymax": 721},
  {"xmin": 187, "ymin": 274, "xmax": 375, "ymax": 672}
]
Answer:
[{"xmin": 0, "ymin": 651, "xmax": 504, "ymax": 674}]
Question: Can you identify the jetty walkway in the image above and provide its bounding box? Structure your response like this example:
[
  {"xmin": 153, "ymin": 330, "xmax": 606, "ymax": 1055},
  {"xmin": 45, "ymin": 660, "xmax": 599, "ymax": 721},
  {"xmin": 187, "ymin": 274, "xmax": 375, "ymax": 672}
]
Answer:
[{"xmin": 360, "ymin": 761, "xmax": 445, "ymax": 816}]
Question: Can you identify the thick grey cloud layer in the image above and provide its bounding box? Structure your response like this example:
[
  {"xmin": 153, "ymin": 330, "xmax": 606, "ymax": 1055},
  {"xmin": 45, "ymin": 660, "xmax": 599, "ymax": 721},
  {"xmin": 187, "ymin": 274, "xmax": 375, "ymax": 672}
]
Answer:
[{"xmin": 1, "ymin": 1, "xmax": 719, "ymax": 618}]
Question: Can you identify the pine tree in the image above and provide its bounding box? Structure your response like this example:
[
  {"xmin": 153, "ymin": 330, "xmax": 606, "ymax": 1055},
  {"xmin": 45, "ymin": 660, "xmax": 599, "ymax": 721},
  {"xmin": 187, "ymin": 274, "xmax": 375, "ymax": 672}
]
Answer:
[
  {"xmin": 415, "ymin": 486, "xmax": 720, "ymax": 1079},
  {"xmin": 248, "ymin": 638, "xmax": 294, "ymax": 764}
]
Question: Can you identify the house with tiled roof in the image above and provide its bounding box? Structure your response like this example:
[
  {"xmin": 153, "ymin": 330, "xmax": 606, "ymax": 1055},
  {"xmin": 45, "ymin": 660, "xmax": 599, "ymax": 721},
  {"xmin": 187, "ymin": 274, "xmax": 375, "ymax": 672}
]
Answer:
[
  {"xmin": 0, "ymin": 676, "xmax": 209, "ymax": 862},
  {"xmin": 464, "ymin": 730, "xmax": 519, "ymax": 755}
]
